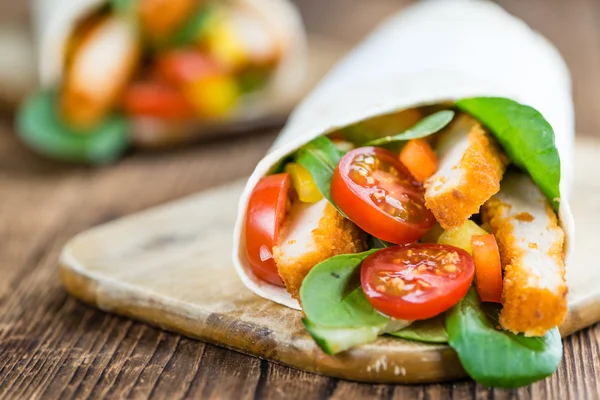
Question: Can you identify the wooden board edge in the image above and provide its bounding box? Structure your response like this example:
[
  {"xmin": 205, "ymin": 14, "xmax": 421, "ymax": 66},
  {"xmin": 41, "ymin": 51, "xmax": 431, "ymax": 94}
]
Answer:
[
  {"xmin": 560, "ymin": 295, "xmax": 600, "ymax": 337},
  {"xmin": 59, "ymin": 261, "xmax": 468, "ymax": 384}
]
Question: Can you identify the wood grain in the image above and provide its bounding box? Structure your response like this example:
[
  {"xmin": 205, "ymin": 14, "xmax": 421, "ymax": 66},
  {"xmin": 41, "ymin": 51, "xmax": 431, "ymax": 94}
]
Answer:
[{"xmin": 1, "ymin": 0, "xmax": 600, "ymax": 399}]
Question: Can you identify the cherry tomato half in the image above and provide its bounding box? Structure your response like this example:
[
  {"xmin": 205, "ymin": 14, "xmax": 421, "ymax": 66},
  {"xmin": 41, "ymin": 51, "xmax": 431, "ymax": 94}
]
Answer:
[
  {"xmin": 244, "ymin": 173, "xmax": 290, "ymax": 286},
  {"xmin": 331, "ymin": 147, "xmax": 435, "ymax": 244},
  {"xmin": 155, "ymin": 50, "xmax": 221, "ymax": 85},
  {"xmin": 361, "ymin": 244, "xmax": 474, "ymax": 320},
  {"xmin": 122, "ymin": 81, "xmax": 193, "ymax": 119}
]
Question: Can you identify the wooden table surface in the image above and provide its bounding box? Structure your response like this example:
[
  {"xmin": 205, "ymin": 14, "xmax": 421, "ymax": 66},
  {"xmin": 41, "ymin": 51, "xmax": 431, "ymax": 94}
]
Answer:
[{"xmin": 2, "ymin": 0, "xmax": 600, "ymax": 399}]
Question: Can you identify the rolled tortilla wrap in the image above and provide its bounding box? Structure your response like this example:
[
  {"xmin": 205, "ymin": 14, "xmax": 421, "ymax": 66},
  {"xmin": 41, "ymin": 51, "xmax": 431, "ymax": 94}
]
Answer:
[
  {"xmin": 32, "ymin": 0, "xmax": 307, "ymax": 146},
  {"xmin": 232, "ymin": 0, "xmax": 575, "ymax": 310}
]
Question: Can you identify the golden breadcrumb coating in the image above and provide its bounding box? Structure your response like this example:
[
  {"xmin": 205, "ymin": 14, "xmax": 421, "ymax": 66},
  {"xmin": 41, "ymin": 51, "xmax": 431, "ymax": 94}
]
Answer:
[
  {"xmin": 425, "ymin": 114, "xmax": 509, "ymax": 230},
  {"xmin": 61, "ymin": 16, "xmax": 139, "ymax": 130},
  {"xmin": 482, "ymin": 172, "xmax": 567, "ymax": 336},
  {"xmin": 273, "ymin": 200, "xmax": 366, "ymax": 300}
]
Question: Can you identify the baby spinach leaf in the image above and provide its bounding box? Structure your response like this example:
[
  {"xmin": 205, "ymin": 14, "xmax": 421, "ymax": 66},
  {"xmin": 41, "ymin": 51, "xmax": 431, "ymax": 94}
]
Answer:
[
  {"xmin": 456, "ymin": 97, "xmax": 561, "ymax": 210},
  {"xmin": 388, "ymin": 316, "xmax": 448, "ymax": 343},
  {"xmin": 446, "ymin": 288, "xmax": 562, "ymax": 388},
  {"xmin": 303, "ymin": 319, "xmax": 382, "ymax": 355},
  {"xmin": 17, "ymin": 90, "xmax": 129, "ymax": 164},
  {"xmin": 368, "ymin": 236, "xmax": 393, "ymax": 249},
  {"xmin": 295, "ymin": 136, "xmax": 347, "ymax": 216},
  {"xmin": 158, "ymin": 5, "xmax": 212, "ymax": 49},
  {"xmin": 238, "ymin": 67, "xmax": 270, "ymax": 94},
  {"xmin": 300, "ymin": 250, "xmax": 386, "ymax": 328},
  {"xmin": 366, "ymin": 110, "xmax": 455, "ymax": 146},
  {"xmin": 342, "ymin": 123, "xmax": 379, "ymax": 146},
  {"xmin": 110, "ymin": 0, "xmax": 137, "ymax": 17}
]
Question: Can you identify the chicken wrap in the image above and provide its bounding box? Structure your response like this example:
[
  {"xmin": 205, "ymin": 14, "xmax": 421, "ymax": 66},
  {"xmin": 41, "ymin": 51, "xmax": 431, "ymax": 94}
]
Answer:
[
  {"xmin": 232, "ymin": 0, "xmax": 575, "ymax": 388},
  {"xmin": 18, "ymin": 0, "xmax": 306, "ymax": 162}
]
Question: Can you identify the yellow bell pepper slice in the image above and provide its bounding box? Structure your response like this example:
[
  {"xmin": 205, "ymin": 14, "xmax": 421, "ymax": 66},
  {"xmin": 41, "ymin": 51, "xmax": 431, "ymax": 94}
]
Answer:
[
  {"xmin": 202, "ymin": 15, "xmax": 247, "ymax": 70},
  {"xmin": 184, "ymin": 75, "xmax": 239, "ymax": 118},
  {"xmin": 285, "ymin": 163, "xmax": 323, "ymax": 203}
]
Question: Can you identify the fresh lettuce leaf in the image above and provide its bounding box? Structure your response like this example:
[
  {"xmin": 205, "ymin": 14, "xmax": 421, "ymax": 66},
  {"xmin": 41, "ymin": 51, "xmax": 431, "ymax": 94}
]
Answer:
[
  {"xmin": 456, "ymin": 97, "xmax": 561, "ymax": 210},
  {"xmin": 17, "ymin": 90, "xmax": 129, "ymax": 164},
  {"xmin": 367, "ymin": 236, "xmax": 393, "ymax": 249},
  {"xmin": 366, "ymin": 110, "xmax": 454, "ymax": 146},
  {"xmin": 110, "ymin": 0, "xmax": 137, "ymax": 17},
  {"xmin": 299, "ymin": 250, "xmax": 398, "ymax": 354},
  {"xmin": 295, "ymin": 136, "xmax": 347, "ymax": 216},
  {"xmin": 446, "ymin": 289, "xmax": 562, "ymax": 388},
  {"xmin": 300, "ymin": 250, "xmax": 384, "ymax": 328},
  {"xmin": 158, "ymin": 5, "xmax": 213, "ymax": 49}
]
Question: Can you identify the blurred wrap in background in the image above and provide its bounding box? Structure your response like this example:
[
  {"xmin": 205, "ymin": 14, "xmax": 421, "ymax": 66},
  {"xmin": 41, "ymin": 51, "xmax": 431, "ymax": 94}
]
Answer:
[
  {"xmin": 2, "ymin": 1, "xmax": 600, "ymax": 398},
  {"xmin": 1, "ymin": 0, "xmax": 600, "ymax": 163}
]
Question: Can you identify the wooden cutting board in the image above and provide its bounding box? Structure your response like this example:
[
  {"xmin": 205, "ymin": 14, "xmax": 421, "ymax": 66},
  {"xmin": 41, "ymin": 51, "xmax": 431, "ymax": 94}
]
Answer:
[{"xmin": 60, "ymin": 138, "xmax": 598, "ymax": 384}]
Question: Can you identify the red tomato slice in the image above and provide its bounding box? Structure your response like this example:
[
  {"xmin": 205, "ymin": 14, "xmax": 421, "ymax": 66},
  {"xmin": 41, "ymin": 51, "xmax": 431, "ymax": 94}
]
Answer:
[
  {"xmin": 244, "ymin": 173, "xmax": 290, "ymax": 286},
  {"xmin": 471, "ymin": 234, "xmax": 503, "ymax": 303},
  {"xmin": 361, "ymin": 244, "xmax": 474, "ymax": 320},
  {"xmin": 155, "ymin": 50, "xmax": 222, "ymax": 85},
  {"xmin": 122, "ymin": 81, "xmax": 193, "ymax": 119},
  {"xmin": 331, "ymin": 146, "xmax": 436, "ymax": 244}
]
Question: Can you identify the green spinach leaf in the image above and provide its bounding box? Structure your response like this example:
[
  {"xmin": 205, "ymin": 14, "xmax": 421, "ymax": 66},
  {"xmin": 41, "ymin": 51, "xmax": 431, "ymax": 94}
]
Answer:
[
  {"xmin": 366, "ymin": 110, "xmax": 455, "ymax": 146},
  {"xmin": 110, "ymin": 0, "xmax": 137, "ymax": 17},
  {"xmin": 300, "ymin": 250, "xmax": 386, "ymax": 328},
  {"xmin": 300, "ymin": 250, "xmax": 398, "ymax": 354},
  {"xmin": 295, "ymin": 136, "xmax": 347, "ymax": 216},
  {"xmin": 388, "ymin": 316, "xmax": 448, "ymax": 343},
  {"xmin": 368, "ymin": 236, "xmax": 393, "ymax": 249},
  {"xmin": 446, "ymin": 288, "xmax": 562, "ymax": 388},
  {"xmin": 342, "ymin": 123, "xmax": 379, "ymax": 146},
  {"xmin": 158, "ymin": 6, "xmax": 212, "ymax": 49},
  {"xmin": 17, "ymin": 90, "xmax": 129, "ymax": 164},
  {"xmin": 456, "ymin": 97, "xmax": 561, "ymax": 210}
]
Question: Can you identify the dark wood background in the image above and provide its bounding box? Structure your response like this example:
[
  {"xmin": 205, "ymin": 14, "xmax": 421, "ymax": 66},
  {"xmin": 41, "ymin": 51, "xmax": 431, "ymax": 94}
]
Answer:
[{"xmin": 1, "ymin": 0, "xmax": 600, "ymax": 399}]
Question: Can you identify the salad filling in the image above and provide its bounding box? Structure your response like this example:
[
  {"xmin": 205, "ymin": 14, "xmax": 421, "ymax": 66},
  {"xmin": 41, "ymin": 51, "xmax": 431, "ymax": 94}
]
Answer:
[
  {"xmin": 19, "ymin": 0, "xmax": 285, "ymax": 162},
  {"xmin": 242, "ymin": 97, "xmax": 567, "ymax": 388}
]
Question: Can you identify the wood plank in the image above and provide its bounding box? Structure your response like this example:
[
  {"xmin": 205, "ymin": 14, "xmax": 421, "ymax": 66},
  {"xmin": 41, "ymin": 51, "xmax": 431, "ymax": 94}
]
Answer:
[
  {"xmin": 0, "ymin": 0, "xmax": 599, "ymax": 398},
  {"xmin": 175, "ymin": 345, "xmax": 260, "ymax": 399}
]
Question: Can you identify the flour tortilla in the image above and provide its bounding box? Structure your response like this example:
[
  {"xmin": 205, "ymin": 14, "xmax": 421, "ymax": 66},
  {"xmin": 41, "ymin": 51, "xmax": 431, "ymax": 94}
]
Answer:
[
  {"xmin": 232, "ymin": 0, "xmax": 575, "ymax": 310},
  {"xmin": 32, "ymin": 0, "xmax": 307, "ymax": 144}
]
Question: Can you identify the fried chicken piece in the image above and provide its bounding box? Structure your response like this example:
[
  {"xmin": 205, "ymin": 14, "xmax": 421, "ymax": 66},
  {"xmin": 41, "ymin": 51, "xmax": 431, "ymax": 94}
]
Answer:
[
  {"xmin": 425, "ymin": 114, "xmax": 509, "ymax": 229},
  {"xmin": 61, "ymin": 16, "xmax": 139, "ymax": 130},
  {"xmin": 482, "ymin": 171, "xmax": 567, "ymax": 336},
  {"xmin": 139, "ymin": 0, "xmax": 197, "ymax": 40},
  {"xmin": 273, "ymin": 198, "xmax": 366, "ymax": 300}
]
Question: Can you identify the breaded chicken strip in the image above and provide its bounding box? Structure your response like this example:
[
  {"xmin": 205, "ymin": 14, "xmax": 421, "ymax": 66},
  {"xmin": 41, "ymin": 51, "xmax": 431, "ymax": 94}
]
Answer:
[
  {"xmin": 425, "ymin": 114, "xmax": 509, "ymax": 229},
  {"xmin": 61, "ymin": 16, "xmax": 139, "ymax": 130},
  {"xmin": 273, "ymin": 198, "xmax": 366, "ymax": 300},
  {"xmin": 482, "ymin": 172, "xmax": 567, "ymax": 336},
  {"xmin": 139, "ymin": 0, "xmax": 196, "ymax": 40}
]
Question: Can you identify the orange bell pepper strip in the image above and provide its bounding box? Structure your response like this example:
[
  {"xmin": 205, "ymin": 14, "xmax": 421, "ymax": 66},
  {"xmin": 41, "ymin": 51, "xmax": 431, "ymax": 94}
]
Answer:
[
  {"xmin": 399, "ymin": 138, "xmax": 438, "ymax": 182},
  {"xmin": 471, "ymin": 234, "xmax": 503, "ymax": 303}
]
